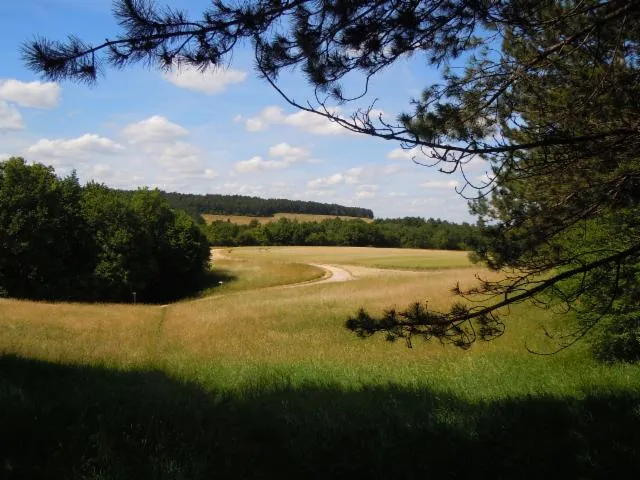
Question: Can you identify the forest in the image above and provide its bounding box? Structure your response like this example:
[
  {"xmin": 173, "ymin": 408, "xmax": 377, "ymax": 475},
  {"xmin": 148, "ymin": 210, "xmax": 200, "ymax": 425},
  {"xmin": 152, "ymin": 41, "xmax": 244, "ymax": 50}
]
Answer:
[
  {"xmin": 204, "ymin": 216, "xmax": 479, "ymax": 250},
  {"xmin": 0, "ymin": 158, "xmax": 210, "ymax": 303},
  {"xmin": 149, "ymin": 191, "xmax": 374, "ymax": 220}
]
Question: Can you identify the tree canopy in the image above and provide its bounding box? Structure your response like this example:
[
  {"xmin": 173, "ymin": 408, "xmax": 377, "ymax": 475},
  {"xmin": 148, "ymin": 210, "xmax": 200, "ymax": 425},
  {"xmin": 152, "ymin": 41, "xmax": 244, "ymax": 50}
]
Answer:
[
  {"xmin": 24, "ymin": 0, "xmax": 640, "ymax": 357},
  {"xmin": 0, "ymin": 158, "xmax": 211, "ymax": 303}
]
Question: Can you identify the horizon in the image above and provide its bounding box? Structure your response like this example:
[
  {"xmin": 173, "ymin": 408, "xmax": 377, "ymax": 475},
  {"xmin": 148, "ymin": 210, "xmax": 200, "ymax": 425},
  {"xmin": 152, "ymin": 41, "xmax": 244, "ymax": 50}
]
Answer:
[{"xmin": 0, "ymin": 0, "xmax": 488, "ymax": 222}]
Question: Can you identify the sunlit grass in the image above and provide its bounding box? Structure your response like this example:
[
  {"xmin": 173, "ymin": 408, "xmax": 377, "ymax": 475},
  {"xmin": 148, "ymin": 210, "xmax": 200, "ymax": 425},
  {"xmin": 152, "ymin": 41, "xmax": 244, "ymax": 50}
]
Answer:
[
  {"xmin": 1, "ymin": 252, "xmax": 636, "ymax": 398},
  {"xmin": 2, "ymin": 247, "xmax": 639, "ymax": 478},
  {"xmin": 201, "ymin": 257, "xmax": 325, "ymax": 296},
  {"xmin": 221, "ymin": 246, "xmax": 473, "ymax": 269}
]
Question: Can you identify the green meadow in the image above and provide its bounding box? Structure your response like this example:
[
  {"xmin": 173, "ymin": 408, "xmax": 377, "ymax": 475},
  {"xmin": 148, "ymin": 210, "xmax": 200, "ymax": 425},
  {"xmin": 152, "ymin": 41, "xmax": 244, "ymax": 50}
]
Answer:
[{"xmin": 1, "ymin": 247, "xmax": 639, "ymax": 479}]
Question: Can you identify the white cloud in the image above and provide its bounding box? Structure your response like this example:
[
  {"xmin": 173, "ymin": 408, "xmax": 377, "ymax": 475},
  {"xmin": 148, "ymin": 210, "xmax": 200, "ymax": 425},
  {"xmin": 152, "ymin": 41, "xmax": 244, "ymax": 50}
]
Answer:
[
  {"xmin": 204, "ymin": 168, "xmax": 218, "ymax": 179},
  {"xmin": 387, "ymin": 192, "xmax": 408, "ymax": 197},
  {"xmin": 0, "ymin": 100, "xmax": 24, "ymax": 130},
  {"xmin": 307, "ymin": 167, "xmax": 363, "ymax": 187},
  {"xmin": 25, "ymin": 134, "xmax": 124, "ymax": 161},
  {"xmin": 122, "ymin": 116, "xmax": 188, "ymax": 144},
  {"xmin": 91, "ymin": 163, "xmax": 112, "ymax": 176},
  {"xmin": 355, "ymin": 184, "xmax": 377, "ymax": 199},
  {"xmin": 163, "ymin": 66, "xmax": 247, "ymax": 94},
  {"xmin": 308, "ymin": 173, "xmax": 343, "ymax": 187},
  {"xmin": 268, "ymin": 142, "xmax": 309, "ymax": 162},
  {"xmin": 245, "ymin": 105, "xmax": 347, "ymax": 135},
  {"xmin": 419, "ymin": 179, "xmax": 460, "ymax": 189},
  {"xmin": 0, "ymin": 79, "xmax": 60, "ymax": 108},
  {"xmin": 234, "ymin": 142, "xmax": 311, "ymax": 173},
  {"xmin": 234, "ymin": 156, "xmax": 290, "ymax": 173},
  {"xmin": 387, "ymin": 146, "xmax": 429, "ymax": 161},
  {"xmin": 121, "ymin": 117, "xmax": 219, "ymax": 181},
  {"xmin": 356, "ymin": 191, "xmax": 375, "ymax": 199}
]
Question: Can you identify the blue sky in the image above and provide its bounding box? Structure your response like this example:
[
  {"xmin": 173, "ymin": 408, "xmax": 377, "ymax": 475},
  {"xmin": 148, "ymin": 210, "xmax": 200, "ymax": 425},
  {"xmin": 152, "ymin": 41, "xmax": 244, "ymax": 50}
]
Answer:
[{"xmin": 0, "ymin": 0, "xmax": 487, "ymax": 221}]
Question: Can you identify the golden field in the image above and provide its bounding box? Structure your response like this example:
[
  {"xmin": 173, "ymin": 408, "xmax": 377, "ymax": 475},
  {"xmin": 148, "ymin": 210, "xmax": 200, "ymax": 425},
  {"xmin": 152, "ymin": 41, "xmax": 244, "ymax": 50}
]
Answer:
[{"xmin": 0, "ymin": 247, "xmax": 587, "ymax": 374}]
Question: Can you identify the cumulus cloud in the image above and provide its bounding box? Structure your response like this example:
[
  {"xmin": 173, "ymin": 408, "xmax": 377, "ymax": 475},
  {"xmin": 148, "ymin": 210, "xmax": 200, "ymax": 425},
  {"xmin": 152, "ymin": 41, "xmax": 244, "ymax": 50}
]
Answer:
[
  {"xmin": 355, "ymin": 184, "xmax": 377, "ymax": 199},
  {"xmin": 122, "ymin": 116, "xmax": 189, "ymax": 144},
  {"xmin": 307, "ymin": 167, "xmax": 363, "ymax": 187},
  {"xmin": 121, "ymin": 116, "xmax": 219, "ymax": 181},
  {"xmin": 268, "ymin": 142, "xmax": 309, "ymax": 162},
  {"xmin": 234, "ymin": 142, "xmax": 311, "ymax": 173},
  {"xmin": 25, "ymin": 134, "xmax": 124, "ymax": 162},
  {"xmin": 234, "ymin": 156, "xmax": 289, "ymax": 173},
  {"xmin": 307, "ymin": 173, "xmax": 344, "ymax": 187},
  {"xmin": 0, "ymin": 100, "xmax": 24, "ymax": 130},
  {"xmin": 163, "ymin": 66, "xmax": 247, "ymax": 94},
  {"xmin": 0, "ymin": 79, "xmax": 60, "ymax": 108},
  {"xmin": 245, "ymin": 105, "xmax": 347, "ymax": 135}
]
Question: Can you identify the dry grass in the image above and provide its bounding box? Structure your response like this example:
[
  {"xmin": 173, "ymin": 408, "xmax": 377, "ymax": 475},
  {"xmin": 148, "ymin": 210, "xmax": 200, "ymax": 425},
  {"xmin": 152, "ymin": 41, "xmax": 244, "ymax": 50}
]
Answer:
[
  {"xmin": 222, "ymin": 246, "xmax": 473, "ymax": 269},
  {"xmin": 204, "ymin": 257, "xmax": 325, "ymax": 295},
  {"xmin": 0, "ymin": 298, "xmax": 161, "ymax": 367},
  {"xmin": 0, "ymin": 247, "xmax": 617, "ymax": 386},
  {"xmin": 163, "ymin": 267, "xmax": 498, "ymax": 365},
  {"xmin": 0, "ymin": 263, "xmax": 515, "ymax": 371},
  {"xmin": 3, "ymin": 249, "xmax": 640, "ymax": 479},
  {"xmin": 201, "ymin": 213, "xmax": 374, "ymax": 225}
]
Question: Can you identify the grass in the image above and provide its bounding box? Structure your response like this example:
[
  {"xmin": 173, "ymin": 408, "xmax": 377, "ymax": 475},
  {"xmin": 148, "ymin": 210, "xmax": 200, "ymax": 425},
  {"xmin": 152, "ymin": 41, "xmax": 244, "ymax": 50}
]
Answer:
[
  {"xmin": 202, "ymin": 212, "xmax": 374, "ymax": 225},
  {"xmin": 1, "ymin": 246, "xmax": 639, "ymax": 478},
  {"xmin": 200, "ymin": 256, "xmax": 325, "ymax": 297},
  {"xmin": 220, "ymin": 245, "xmax": 474, "ymax": 269}
]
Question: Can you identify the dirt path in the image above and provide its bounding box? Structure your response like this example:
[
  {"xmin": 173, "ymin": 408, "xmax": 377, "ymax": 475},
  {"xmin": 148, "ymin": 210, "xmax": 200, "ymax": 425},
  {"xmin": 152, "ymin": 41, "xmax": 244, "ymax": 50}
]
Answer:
[{"xmin": 211, "ymin": 249, "xmax": 356, "ymax": 287}]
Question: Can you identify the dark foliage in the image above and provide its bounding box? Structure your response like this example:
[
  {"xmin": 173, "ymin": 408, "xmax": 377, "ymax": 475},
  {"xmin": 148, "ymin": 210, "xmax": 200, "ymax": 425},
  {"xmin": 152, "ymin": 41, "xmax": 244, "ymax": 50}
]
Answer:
[
  {"xmin": 0, "ymin": 158, "xmax": 210, "ymax": 303},
  {"xmin": 153, "ymin": 191, "xmax": 374, "ymax": 219},
  {"xmin": 205, "ymin": 216, "xmax": 479, "ymax": 250}
]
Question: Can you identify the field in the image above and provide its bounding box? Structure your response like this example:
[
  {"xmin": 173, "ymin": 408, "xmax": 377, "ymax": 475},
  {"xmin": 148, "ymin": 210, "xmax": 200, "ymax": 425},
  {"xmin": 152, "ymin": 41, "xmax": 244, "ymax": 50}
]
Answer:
[
  {"xmin": 221, "ymin": 245, "xmax": 474, "ymax": 269},
  {"xmin": 1, "ymin": 247, "xmax": 639, "ymax": 479},
  {"xmin": 201, "ymin": 212, "xmax": 374, "ymax": 225}
]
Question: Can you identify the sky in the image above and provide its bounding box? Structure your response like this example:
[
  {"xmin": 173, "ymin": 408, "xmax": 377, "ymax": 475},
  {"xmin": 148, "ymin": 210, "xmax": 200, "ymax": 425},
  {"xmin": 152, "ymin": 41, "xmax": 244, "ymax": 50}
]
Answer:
[{"xmin": 0, "ymin": 0, "xmax": 488, "ymax": 222}]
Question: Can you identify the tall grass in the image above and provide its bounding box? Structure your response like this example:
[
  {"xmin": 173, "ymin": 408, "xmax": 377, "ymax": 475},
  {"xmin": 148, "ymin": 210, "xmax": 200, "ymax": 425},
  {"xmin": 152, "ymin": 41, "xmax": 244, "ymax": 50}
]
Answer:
[
  {"xmin": 224, "ymin": 245, "xmax": 473, "ymax": 269},
  {"xmin": 1, "ymin": 248, "xmax": 639, "ymax": 478}
]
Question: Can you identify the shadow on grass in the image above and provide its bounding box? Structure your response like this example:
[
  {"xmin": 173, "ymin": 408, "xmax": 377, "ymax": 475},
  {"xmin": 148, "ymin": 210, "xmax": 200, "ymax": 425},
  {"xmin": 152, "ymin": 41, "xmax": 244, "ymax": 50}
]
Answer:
[
  {"xmin": 192, "ymin": 268, "xmax": 238, "ymax": 298},
  {"xmin": 1, "ymin": 354, "xmax": 639, "ymax": 479}
]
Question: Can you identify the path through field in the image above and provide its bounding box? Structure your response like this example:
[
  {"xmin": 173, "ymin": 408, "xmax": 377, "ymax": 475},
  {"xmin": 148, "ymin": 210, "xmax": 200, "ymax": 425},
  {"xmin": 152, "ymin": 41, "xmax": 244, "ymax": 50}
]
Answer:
[{"xmin": 211, "ymin": 248, "xmax": 356, "ymax": 288}]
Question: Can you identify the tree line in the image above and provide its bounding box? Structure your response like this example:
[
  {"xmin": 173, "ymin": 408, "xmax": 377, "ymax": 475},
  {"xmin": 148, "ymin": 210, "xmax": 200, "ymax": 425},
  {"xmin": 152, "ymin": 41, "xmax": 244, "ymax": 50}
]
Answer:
[
  {"xmin": 148, "ymin": 191, "xmax": 374, "ymax": 220},
  {"xmin": 0, "ymin": 158, "xmax": 210, "ymax": 303},
  {"xmin": 204, "ymin": 216, "xmax": 479, "ymax": 250}
]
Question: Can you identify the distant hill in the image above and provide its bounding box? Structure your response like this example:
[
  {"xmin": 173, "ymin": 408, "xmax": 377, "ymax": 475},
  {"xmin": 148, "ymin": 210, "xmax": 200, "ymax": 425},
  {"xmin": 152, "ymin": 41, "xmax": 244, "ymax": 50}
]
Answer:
[{"xmin": 154, "ymin": 191, "xmax": 374, "ymax": 219}]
